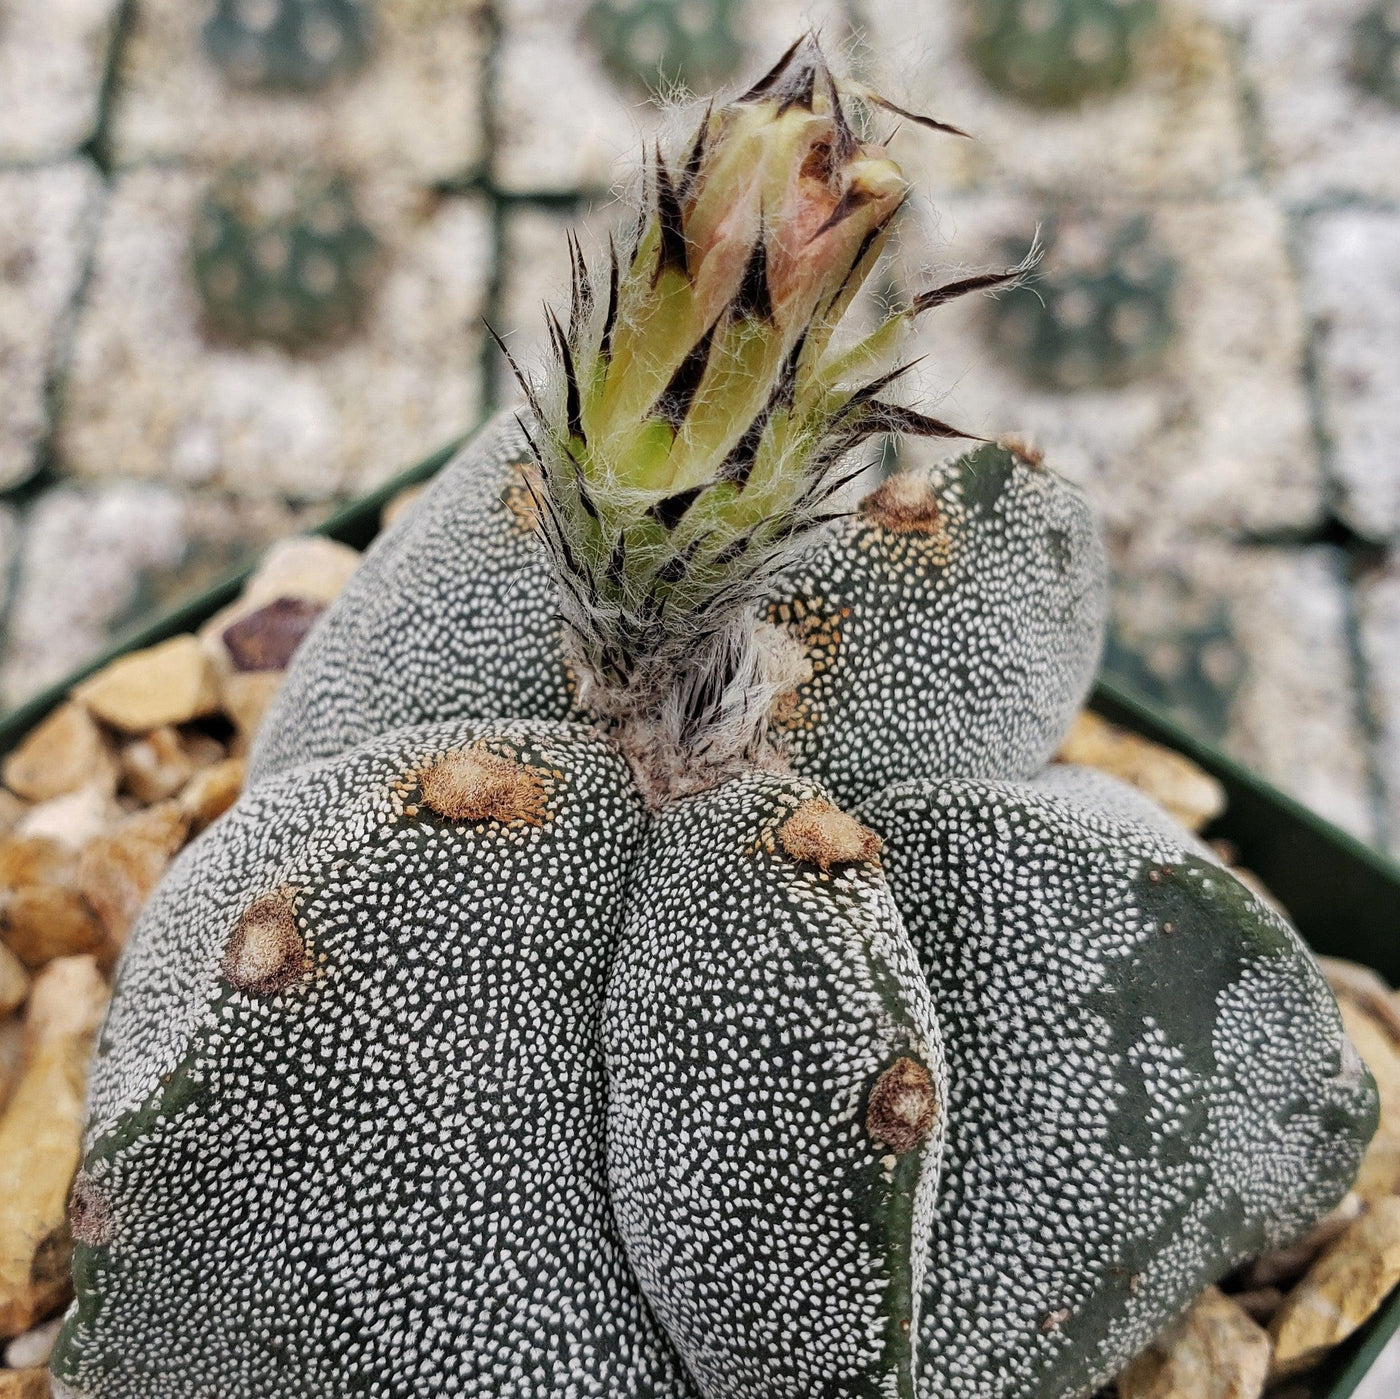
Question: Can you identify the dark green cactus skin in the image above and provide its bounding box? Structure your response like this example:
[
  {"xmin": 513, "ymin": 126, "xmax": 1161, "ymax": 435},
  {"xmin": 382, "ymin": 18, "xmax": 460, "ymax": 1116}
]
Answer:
[
  {"xmin": 191, "ymin": 166, "xmax": 381, "ymax": 351},
  {"xmin": 984, "ymin": 217, "xmax": 1177, "ymax": 390},
  {"xmin": 203, "ymin": 0, "xmax": 374, "ymax": 92},
  {"xmin": 965, "ymin": 0, "xmax": 1159, "ymax": 107},
  {"xmin": 585, "ymin": 0, "xmax": 743, "ymax": 93},
  {"xmin": 249, "ymin": 416, "xmax": 1106, "ymax": 804},
  {"xmin": 857, "ymin": 764, "xmax": 1378, "ymax": 1398},
  {"xmin": 605, "ymin": 771, "xmax": 943, "ymax": 1399},
  {"xmin": 1351, "ymin": 2, "xmax": 1400, "ymax": 107}
]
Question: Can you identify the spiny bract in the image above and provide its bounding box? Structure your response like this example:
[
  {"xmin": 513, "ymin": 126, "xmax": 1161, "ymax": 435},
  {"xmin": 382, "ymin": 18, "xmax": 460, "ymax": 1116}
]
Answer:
[
  {"xmin": 55, "ymin": 36, "xmax": 1375, "ymax": 1399},
  {"xmin": 191, "ymin": 165, "xmax": 381, "ymax": 351}
]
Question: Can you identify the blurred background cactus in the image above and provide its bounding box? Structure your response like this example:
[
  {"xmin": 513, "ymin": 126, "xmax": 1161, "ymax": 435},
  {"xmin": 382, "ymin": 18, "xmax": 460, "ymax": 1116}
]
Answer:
[
  {"xmin": 191, "ymin": 166, "xmax": 381, "ymax": 349},
  {"xmin": 984, "ymin": 215, "xmax": 1177, "ymax": 389},
  {"xmin": 584, "ymin": 0, "xmax": 743, "ymax": 92},
  {"xmin": 963, "ymin": 0, "xmax": 1159, "ymax": 106},
  {"xmin": 2, "ymin": 0, "xmax": 1400, "ymax": 888},
  {"xmin": 202, "ymin": 0, "xmax": 376, "ymax": 91},
  {"xmin": 1351, "ymin": 2, "xmax": 1400, "ymax": 107}
]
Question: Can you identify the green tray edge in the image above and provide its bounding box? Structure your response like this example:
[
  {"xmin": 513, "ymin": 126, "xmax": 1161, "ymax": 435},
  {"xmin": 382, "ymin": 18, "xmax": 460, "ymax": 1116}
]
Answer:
[{"xmin": 1, "ymin": 428, "xmax": 1396, "ymax": 1396}]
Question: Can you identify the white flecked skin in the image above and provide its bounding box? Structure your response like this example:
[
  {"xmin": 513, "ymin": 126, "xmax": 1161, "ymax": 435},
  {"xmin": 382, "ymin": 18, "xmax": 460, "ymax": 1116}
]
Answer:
[
  {"xmin": 858, "ymin": 765, "xmax": 1377, "ymax": 1397},
  {"xmin": 249, "ymin": 413, "xmax": 1106, "ymax": 800},
  {"xmin": 605, "ymin": 771, "xmax": 944, "ymax": 1399},
  {"xmin": 57, "ymin": 405, "xmax": 1377, "ymax": 1398},
  {"xmin": 51, "ymin": 719, "xmax": 944, "ymax": 1398},
  {"xmin": 54, "ymin": 720, "xmax": 695, "ymax": 1398}
]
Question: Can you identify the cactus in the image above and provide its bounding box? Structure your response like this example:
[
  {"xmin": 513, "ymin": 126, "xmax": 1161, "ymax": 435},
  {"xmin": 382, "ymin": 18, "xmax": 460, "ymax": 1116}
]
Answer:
[
  {"xmin": 54, "ymin": 39, "xmax": 1375, "ymax": 1399},
  {"xmin": 984, "ymin": 214, "xmax": 1177, "ymax": 390},
  {"xmin": 1351, "ymin": 2, "xmax": 1400, "ymax": 108},
  {"xmin": 191, "ymin": 165, "xmax": 381, "ymax": 351},
  {"xmin": 965, "ymin": 0, "xmax": 1158, "ymax": 107},
  {"xmin": 586, "ymin": 0, "xmax": 744, "ymax": 93},
  {"xmin": 203, "ymin": 0, "xmax": 374, "ymax": 92}
]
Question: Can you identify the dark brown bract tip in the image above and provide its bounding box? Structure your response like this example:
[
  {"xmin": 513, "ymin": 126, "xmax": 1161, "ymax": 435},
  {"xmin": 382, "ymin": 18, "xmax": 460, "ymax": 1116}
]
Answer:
[
  {"xmin": 223, "ymin": 889, "xmax": 309, "ymax": 996},
  {"xmin": 866, "ymin": 1057, "xmax": 940, "ymax": 1154},
  {"xmin": 778, "ymin": 798, "xmax": 882, "ymax": 870},
  {"xmin": 419, "ymin": 745, "xmax": 549, "ymax": 827}
]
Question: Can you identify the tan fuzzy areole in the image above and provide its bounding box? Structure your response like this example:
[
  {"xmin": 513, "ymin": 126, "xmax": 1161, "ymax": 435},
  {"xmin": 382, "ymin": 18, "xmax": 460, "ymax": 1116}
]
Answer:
[
  {"xmin": 861, "ymin": 473, "xmax": 945, "ymax": 535},
  {"xmin": 866, "ymin": 1057, "xmax": 940, "ymax": 1154},
  {"xmin": 778, "ymin": 799, "xmax": 882, "ymax": 870},
  {"xmin": 222, "ymin": 890, "xmax": 309, "ymax": 997},
  {"xmin": 418, "ymin": 746, "xmax": 549, "ymax": 826},
  {"xmin": 68, "ymin": 1172, "xmax": 113, "ymax": 1247}
]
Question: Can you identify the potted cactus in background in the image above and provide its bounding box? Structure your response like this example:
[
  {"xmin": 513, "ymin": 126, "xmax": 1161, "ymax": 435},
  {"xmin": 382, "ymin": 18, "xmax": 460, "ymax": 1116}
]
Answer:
[{"xmin": 0, "ymin": 33, "xmax": 1394, "ymax": 1399}]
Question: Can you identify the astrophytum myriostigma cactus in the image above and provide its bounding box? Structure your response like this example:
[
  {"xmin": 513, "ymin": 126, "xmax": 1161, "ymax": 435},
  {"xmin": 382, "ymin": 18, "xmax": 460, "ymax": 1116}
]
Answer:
[{"xmin": 53, "ymin": 36, "xmax": 1376, "ymax": 1399}]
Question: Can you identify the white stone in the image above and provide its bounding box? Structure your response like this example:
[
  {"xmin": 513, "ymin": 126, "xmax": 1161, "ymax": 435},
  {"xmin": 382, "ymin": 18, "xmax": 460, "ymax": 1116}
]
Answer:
[
  {"xmin": 1300, "ymin": 207, "xmax": 1400, "ymax": 542},
  {"xmin": 0, "ymin": 163, "xmax": 104, "ymax": 491},
  {"xmin": 0, "ymin": 0, "xmax": 122, "ymax": 160}
]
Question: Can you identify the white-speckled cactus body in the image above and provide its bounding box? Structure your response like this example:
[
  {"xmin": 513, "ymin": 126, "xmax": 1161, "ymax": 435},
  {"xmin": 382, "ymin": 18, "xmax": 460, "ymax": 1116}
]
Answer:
[
  {"xmin": 857, "ymin": 765, "xmax": 1377, "ymax": 1397},
  {"xmin": 605, "ymin": 772, "xmax": 944, "ymax": 1399},
  {"xmin": 56, "ymin": 35, "xmax": 1376, "ymax": 1399},
  {"xmin": 54, "ymin": 720, "xmax": 694, "ymax": 1396}
]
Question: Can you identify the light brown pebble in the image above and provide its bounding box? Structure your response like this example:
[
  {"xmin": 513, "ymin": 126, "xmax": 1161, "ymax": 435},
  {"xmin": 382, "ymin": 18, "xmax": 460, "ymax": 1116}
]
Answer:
[
  {"xmin": 0, "ymin": 944, "xmax": 28, "ymax": 1019},
  {"xmin": 0, "ymin": 834, "xmax": 105, "ymax": 968},
  {"xmin": 382, "ymin": 483, "xmax": 425, "ymax": 530},
  {"xmin": 1, "ymin": 703, "xmax": 117, "ymax": 804},
  {"xmin": 0, "ymin": 793, "xmax": 26, "ymax": 841},
  {"xmin": 1269, "ymin": 1196, "xmax": 1400, "ymax": 1379},
  {"xmin": 220, "ymin": 669, "xmax": 285, "ymax": 742},
  {"xmin": 1323, "ymin": 957, "xmax": 1400, "ymax": 1044},
  {"xmin": 72, "ymin": 635, "xmax": 221, "ymax": 734},
  {"xmin": 0, "ymin": 1020, "xmax": 21, "ymax": 1116},
  {"xmin": 15, "ymin": 786, "xmax": 122, "ymax": 852},
  {"xmin": 0, "ymin": 1370, "xmax": 51, "ymax": 1398},
  {"xmin": 1118, "ymin": 1287, "xmax": 1271, "ymax": 1399},
  {"xmin": 418, "ymin": 747, "xmax": 548, "ymax": 826},
  {"xmin": 1057, "ymin": 711, "xmax": 1227, "ymax": 832},
  {"xmin": 4, "ymin": 1313, "xmax": 62, "ymax": 1368},
  {"xmin": 178, "ymin": 757, "xmax": 245, "ymax": 832},
  {"xmin": 778, "ymin": 799, "xmax": 882, "ymax": 870},
  {"xmin": 1243, "ymin": 1193, "xmax": 1366, "ymax": 1288},
  {"xmin": 119, "ymin": 726, "xmax": 196, "ymax": 804},
  {"xmin": 0, "ymin": 956, "xmax": 108, "ymax": 1338},
  {"xmin": 1334, "ymin": 992, "xmax": 1400, "ymax": 1204},
  {"xmin": 77, "ymin": 802, "xmax": 189, "ymax": 956}
]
